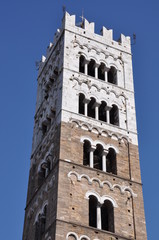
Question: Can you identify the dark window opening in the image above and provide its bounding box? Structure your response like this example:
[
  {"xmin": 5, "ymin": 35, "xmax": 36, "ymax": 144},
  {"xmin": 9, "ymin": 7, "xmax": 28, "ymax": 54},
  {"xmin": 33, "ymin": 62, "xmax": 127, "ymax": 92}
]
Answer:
[
  {"xmin": 42, "ymin": 123, "xmax": 47, "ymax": 135},
  {"xmin": 79, "ymin": 55, "xmax": 85, "ymax": 73},
  {"xmin": 94, "ymin": 144, "xmax": 103, "ymax": 170},
  {"xmin": 83, "ymin": 140, "xmax": 91, "ymax": 166},
  {"xmin": 106, "ymin": 148, "xmax": 117, "ymax": 175},
  {"xmin": 101, "ymin": 200, "xmax": 114, "ymax": 233},
  {"xmin": 110, "ymin": 105, "xmax": 119, "ymax": 126},
  {"xmin": 89, "ymin": 196, "xmax": 97, "ymax": 228},
  {"xmin": 98, "ymin": 63, "xmax": 105, "ymax": 81},
  {"xmin": 79, "ymin": 93, "xmax": 85, "ymax": 114},
  {"xmin": 99, "ymin": 101, "xmax": 107, "ymax": 122},
  {"xmin": 88, "ymin": 97, "xmax": 96, "ymax": 118},
  {"xmin": 38, "ymin": 166, "xmax": 46, "ymax": 186},
  {"xmin": 88, "ymin": 59, "xmax": 95, "ymax": 77},
  {"xmin": 108, "ymin": 67, "xmax": 117, "ymax": 85}
]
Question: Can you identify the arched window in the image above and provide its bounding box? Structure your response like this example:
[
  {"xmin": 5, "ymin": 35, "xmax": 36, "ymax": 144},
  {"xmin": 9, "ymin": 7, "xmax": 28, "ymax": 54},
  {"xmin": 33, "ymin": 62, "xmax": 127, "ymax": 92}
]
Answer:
[
  {"xmin": 68, "ymin": 235, "xmax": 76, "ymax": 240},
  {"xmin": 88, "ymin": 59, "xmax": 95, "ymax": 77},
  {"xmin": 83, "ymin": 140, "xmax": 91, "ymax": 166},
  {"xmin": 88, "ymin": 97, "xmax": 96, "ymax": 118},
  {"xmin": 94, "ymin": 144, "xmax": 103, "ymax": 170},
  {"xmin": 108, "ymin": 67, "xmax": 117, "ymax": 85},
  {"xmin": 89, "ymin": 195, "xmax": 98, "ymax": 228},
  {"xmin": 98, "ymin": 63, "xmax": 105, "ymax": 81},
  {"xmin": 106, "ymin": 148, "xmax": 117, "ymax": 175},
  {"xmin": 79, "ymin": 93, "xmax": 85, "ymax": 115},
  {"xmin": 99, "ymin": 101, "xmax": 107, "ymax": 122},
  {"xmin": 110, "ymin": 105, "xmax": 119, "ymax": 126},
  {"xmin": 101, "ymin": 200, "xmax": 114, "ymax": 233},
  {"xmin": 79, "ymin": 55, "xmax": 85, "ymax": 73},
  {"xmin": 38, "ymin": 160, "xmax": 52, "ymax": 186}
]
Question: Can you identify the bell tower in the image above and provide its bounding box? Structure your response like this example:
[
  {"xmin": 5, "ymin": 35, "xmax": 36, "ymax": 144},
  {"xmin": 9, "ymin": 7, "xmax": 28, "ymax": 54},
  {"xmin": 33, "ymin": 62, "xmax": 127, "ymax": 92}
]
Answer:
[{"xmin": 23, "ymin": 12, "xmax": 147, "ymax": 240}]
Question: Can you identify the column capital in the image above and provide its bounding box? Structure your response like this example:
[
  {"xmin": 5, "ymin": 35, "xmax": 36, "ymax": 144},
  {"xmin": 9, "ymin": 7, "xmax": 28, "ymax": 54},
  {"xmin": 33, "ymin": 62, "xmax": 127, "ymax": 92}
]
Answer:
[
  {"xmin": 103, "ymin": 149, "xmax": 109, "ymax": 155},
  {"xmin": 93, "ymin": 101, "xmax": 101, "ymax": 108},
  {"xmin": 90, "ymin": 145, "xmax": 96, "ymax": 151},
  {"xmin": 106, "ymin": 105, "xmax": 112, "ymax": 111},
  {"xmin": 83, "ymin": 98, "xmax": 90, "ymax": 104}
]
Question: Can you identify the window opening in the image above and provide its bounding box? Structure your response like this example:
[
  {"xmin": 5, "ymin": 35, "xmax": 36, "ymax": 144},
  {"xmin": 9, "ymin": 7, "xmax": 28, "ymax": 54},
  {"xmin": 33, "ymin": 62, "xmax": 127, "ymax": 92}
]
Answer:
[
  {"xmin": 99, "ymin": 101, "xmax": 107, "ymax": 122},
  {"xmin": 98, "ymin": 63, "xmax": 105, "ymax": 81},
  {"xmin": 106, "ymin": 148, "xmax": 117, "ymax": 175},
  {"xmin": 88, "ymin": 59, "xmax": 95, "ymax": 77},
  {"xmin": 83, "ymin": 140, "xmax": 91, "ymax": 166},
  {"xmin": 101, "ymin": 200, "xmax": 114, "ymax": 232},
  {"xmin": 89, "ymin": 195, "xmax": 98, "ymax": 228},
  {"xmin": 79, "ymin": 93, "xmax": 85, "ymax": 114},
  {"xmin": 110, "ymin": 105, "xmax": 119, "ymax": 126},
  {"xmin": 88, "ymin": 97, "xmax": 96, "ymax": 118},
  {"xmin": 94, "ymin": 144, "xmax": 103, "ymax": 170},
  {"xmin": 79, "ymin": 55, "xmax": 85, "ymax": 73},
  {"xmin": 108, "ymin": 67, "xmax": 117, "ymax": 85}
]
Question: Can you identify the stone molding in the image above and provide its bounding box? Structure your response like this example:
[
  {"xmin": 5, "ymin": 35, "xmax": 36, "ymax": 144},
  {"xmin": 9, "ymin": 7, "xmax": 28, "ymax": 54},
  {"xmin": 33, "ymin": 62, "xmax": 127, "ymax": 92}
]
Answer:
[
  {"xmin": 66, "ymin": 232, "xmax": 90, "ymax": 240},
  {"xmin": 69, "ymin": 118, "xmax": 129, "ymax": 144},
  {"xmin": 68, "ymin": 171, "xmax": 137, "ymax": 198},
  {"xmin": 70, "ymin": 76, "xmax": 127, "ymax": 100}
]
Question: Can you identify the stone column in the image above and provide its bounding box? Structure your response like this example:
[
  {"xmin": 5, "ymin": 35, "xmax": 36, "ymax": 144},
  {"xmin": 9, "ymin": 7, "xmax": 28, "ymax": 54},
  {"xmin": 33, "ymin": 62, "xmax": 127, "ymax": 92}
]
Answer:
[
  {"xmin": 84, "ymin": 99, "xmax": 90, "ymax": 116},
  {"xmin": 102, "ymin": 150, "xmax": 108, "ymax": 172},
  {"xmin": 97, "ymin": 203, "xmax": 102, "ymax": 229},
  {"xmin": 94, "ymin": 102, "xmax": 100, "ymax": 120},
  {"xmin": 104, "ymin": 67, "xmax": 109, "ymax": 82},
  {"xmin": 89, "ymin": 146, "xmax": 96, "ymax": 168},
  {"xmin": 95, "ymin": 63, "xmax": 100, "ymax": 79},
  {"xmin": 106, "ymin": 105, "xmax": 112, "ymax": 124},
  {"xmin": 84, "ymin": 60, "xmax": 89, "ymax": 75}
]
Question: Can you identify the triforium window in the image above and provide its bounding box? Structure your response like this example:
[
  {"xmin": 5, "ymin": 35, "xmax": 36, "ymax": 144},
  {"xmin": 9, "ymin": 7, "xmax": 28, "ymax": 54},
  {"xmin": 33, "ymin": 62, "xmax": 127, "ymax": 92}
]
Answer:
[
  {"xmin": 83, "ymin": 141, "xmax": 117, "ymax": 174},
  {"xmin": 78, "ymin": 94, "xmax": 120, "ymax": 127}
]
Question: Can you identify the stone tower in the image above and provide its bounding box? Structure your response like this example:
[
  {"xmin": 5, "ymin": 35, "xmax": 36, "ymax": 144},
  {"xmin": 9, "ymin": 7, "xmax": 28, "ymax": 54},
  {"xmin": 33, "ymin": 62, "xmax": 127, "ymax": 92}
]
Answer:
[{"xmin": 23, "ymin": 12, "xmax": 147, "ymax": 240}]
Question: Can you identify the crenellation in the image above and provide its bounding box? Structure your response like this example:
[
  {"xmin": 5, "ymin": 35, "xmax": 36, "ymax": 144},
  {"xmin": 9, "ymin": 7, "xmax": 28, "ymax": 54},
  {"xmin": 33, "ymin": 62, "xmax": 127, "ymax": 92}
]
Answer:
[{"xmin": 101, "ymin": 26, "xmax": 113, "ymax": 41}]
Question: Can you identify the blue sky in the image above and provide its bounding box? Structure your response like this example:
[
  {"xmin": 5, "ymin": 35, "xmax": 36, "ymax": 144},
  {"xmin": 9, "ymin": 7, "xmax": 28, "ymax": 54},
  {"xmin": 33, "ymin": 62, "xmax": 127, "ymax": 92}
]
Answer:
[{"xmin": 0, "ymin": 0, "xmax": 158, "ymax": 239}]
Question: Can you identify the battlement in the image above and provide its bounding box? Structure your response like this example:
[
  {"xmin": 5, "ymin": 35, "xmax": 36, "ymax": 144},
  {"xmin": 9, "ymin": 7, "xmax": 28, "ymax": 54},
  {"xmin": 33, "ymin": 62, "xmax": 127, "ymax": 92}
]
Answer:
[
  {"xmin": 63, "ymin": 12, "xmax": 131, "ymax": 49},
  {"xmin": 38, "ymin": 12, "xmax": 131, "ymax": 77}
]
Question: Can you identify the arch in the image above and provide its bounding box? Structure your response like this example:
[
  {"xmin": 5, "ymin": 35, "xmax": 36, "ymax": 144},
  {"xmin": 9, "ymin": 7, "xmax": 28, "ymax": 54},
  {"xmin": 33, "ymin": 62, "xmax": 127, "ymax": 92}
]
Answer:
[
  {"xmin": 110, "ymin": 104, "xmax": 119, "ymax": 126},
  {"xmin": 100, "ymin": 195, "xmax": 118, "ymax": 207},
  {"xmin": 80, "ymin": 136, "xmax": 93, "ymax": 145},
  {"xmin": 85, "ymin": 190, "xmax": 101, "ymax": 203},
  {"xmin": 80, "ymin": 236, "xmax": 90, "ymax": 240},
  {"xmin": 66, "ymin": 232, "xmax": 78, "ymax": 240},
  {"xmin": 108, "ymin": 66, "xmax": 117, "ymax": 85}
]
